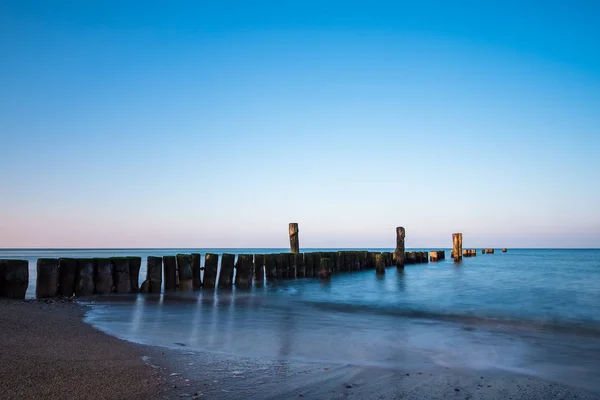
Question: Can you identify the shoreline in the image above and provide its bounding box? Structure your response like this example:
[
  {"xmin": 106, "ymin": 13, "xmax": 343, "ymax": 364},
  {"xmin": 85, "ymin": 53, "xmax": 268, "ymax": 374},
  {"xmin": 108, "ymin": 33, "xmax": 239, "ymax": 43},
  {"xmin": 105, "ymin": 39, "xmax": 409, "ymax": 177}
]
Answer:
[
  {"xmin": 0, "ymin": 299, "xmax": 201, "ymax": 400},
  {"xmin": 2, "ymin": 300, "xmax": 600, "ymax": 399}
]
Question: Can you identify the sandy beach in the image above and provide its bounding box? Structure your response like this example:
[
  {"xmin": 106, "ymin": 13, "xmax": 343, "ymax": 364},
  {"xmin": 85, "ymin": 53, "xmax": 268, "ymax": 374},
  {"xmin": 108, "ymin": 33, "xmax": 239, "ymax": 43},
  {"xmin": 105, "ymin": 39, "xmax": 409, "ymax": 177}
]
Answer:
[
  {"xmin": 1, "ymin": 299, "xmax": 599, "ymax": 400},
  {"xmin": 0, "ymin": 299, "xmax": 202, "ymax": 400}
]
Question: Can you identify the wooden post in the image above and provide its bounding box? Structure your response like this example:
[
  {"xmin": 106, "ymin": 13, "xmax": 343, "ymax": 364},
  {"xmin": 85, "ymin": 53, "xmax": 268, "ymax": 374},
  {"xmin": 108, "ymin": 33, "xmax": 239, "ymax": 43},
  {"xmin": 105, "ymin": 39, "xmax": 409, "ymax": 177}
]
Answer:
[
  {"xmin": 36, "ymin": 258, "xmax": 59, "ymax": 298},
  {"xmin": 140, "ymin": 256, "xmax": 162, "ymax": 293},
  {"xmin": 289, "ymin": 223, "xmax": 300, "ymax": 254},
  {"xmin": 375, "ymin": 253, "xmax": 385, "ymax": 275},
  {"xmin": 234, "ymin": 254, "xmax": 254, "ymax": 288},
  {"xmin": 191, "ymin": 253, "xmax": 202, "ymax": 290},
  {"xmin": 162, "ymin": 256, "xmax": 177, "ymax": 292},
  {"xmin": 0, "ymin": 260, "xmax": 28, "ymax": 299},
  {"xmin": 93, "ymin": 258, "xmax": 113, "ymax": 295},
  {"xmin": 318, "ymin": 258, "xmax": 332, "ymax": 280},
  {"xmin": 203, "ymin": 254, "xmax": 218, "ymax": 289},
  {"xmin": 429, "ymin": 251, "xmax": 438, "ymax": 262},
  {"xmin": 128, "ymin": 256, "xmax": 141, "ymax": 293},
  {"xmin": 452, "ymin": 233, "xmax": 463, "ymax": 262},
  {"xmin": 58, "ymin": 258, "xmax": 77, "ymax": 297},
  {"xmin": 254, "ymin": 254, "xmax": 265, "ymax": 283},
  {"xmin": 75, "ymin": 258, "xmax": 95, "ymax": 296},
  {"xmin": 176, "ymin": 254, "xmax": 193, "ymax": 291},
  {"xmin": 218, "ymin": 253, "xmax": 235, "ymax": 289},
  {"xmin": 294, "ymin": 253, "xmax": 305, "ymax": 278},
  {"xmin": 303, "ymin": 253, "xmax": 314, "ymax": 277},
  {"xmin": 264, "ymin": 254, "xmax": 278, "ymax": 282},
  {"xmin": 111, "ymin": 257, "xmax": 131, "ymax": 294},
  {"xmin": 278, "ymin": 253, "xmax": 290, "ymax": 279},
  {"xmin": 394, "ymin": 227, "xmax": 406, "ymax": 268}
]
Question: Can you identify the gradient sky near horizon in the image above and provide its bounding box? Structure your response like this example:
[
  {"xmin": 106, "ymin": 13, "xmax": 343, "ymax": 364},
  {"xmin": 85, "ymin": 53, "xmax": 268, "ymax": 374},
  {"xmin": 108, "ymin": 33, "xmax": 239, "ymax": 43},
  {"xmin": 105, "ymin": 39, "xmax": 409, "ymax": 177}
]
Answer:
[{"xmin": 1, "ymin": 1, "xmax": 599, "ymax": 248}]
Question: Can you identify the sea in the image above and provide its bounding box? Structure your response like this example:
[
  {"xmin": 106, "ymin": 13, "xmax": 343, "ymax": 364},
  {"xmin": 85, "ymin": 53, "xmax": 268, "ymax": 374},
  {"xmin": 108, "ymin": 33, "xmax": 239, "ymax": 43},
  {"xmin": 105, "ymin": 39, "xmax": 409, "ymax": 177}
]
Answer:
[{"xmin": 2, "ymin": 248, "xmax": 600, "ymax": 391}]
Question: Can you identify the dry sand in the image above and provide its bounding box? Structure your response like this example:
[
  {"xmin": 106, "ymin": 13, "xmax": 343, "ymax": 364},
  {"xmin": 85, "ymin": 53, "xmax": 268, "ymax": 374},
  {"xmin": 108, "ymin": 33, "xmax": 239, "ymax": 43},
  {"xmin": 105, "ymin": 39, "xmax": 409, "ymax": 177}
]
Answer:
[
  {"xmin": 1, "ymin": 299, "xmax": 599, "ymax": 400},
  {"xmin": 0, "ymin": 299, "xmax": 200, "ymax": 400}
]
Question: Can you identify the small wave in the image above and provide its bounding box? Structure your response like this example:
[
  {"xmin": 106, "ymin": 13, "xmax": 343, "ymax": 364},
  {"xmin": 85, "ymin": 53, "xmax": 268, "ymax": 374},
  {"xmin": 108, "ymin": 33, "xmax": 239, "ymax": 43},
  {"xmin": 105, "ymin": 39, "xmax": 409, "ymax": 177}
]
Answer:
[{"xmin": 305, "ymin": 300, "xmax": 600, "ymax": 337}]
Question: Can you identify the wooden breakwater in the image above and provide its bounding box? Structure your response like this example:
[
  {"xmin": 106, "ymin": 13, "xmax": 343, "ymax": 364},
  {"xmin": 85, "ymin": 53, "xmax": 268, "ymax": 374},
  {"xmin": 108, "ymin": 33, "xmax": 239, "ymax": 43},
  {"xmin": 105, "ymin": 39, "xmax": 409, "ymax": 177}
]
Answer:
[{"xmin": 0, "ymin": 225, "xmax": 504, "ymax": 299}]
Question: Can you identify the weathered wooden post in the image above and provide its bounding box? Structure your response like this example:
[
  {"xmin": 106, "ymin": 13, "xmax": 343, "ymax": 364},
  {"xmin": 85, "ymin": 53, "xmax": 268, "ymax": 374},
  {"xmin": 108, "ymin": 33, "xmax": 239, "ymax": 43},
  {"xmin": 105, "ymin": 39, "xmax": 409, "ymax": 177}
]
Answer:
[
  {"xmin": 394, "ymin": 227, "xmax": 406, "ymax": 268},
  {"xmin": 176, "ymin": 254, "xmax": 193, "ymax": 291},
  {"xmin": 254, "ymin": 254, "xmax": 265, "ymax": 283},
  {"xmin": 162, "ymin": 256, "xmax": 177, "ymax": 292},
  {"xmin": 58, "ymin": 258, "xmax": 77, "ymax": 297},
  {"xmin": 203, "ymin": 254, "xmax": 218, "ymax": 289},
  {"xmin": 234, "ymin": 254, "xmax": 254, "ymax": 288},
  {"xmin": 303, "ymin": 253, "xmax": 314, "ymax": 277},
  {"xmin": 375, "ymin": 253, "xmax": 385, "ymax": 275},
  {"xmin": 75, "ymin": 258, "xmax": 95, "ymax": 296},
  {"xmin": 318, "ymin": 258, "xmax": 332, "ymax": 280},
  {"xmin": 218, "ymin": 253, "xmax": 235, "ymax": 289},
  {"xmin": 140, "ymin": 256, "xmax": 162, "ymax": 293},
  {"xmin": 452, "ymin": 233, "xmax": 463, "ymax": 262},
  {"xmin": 36, "ymin": 258, "xmax": 59, "ymax": 298},
  {"xmin": 265, "ymin": 254, "xmax": 278, "ymax": 282},
  {"xmin": 93, "ymin": 258, "xmax": 112, "ymax": 294},
  {"xmin": 0, "ymin": 260, "xmax": 28, "ymax": 299},
  {"xmin": 289, "ymin": 223, "xmax": 300, "ymax": 254},
  {"xmin": 191, "ymin": 253, "xmax": 202, "ymax": 290},
  {"xmin": 128, "ymin": 256, "xmax": 141, "ymax": 293},
  {"xmin": 111, "ymin": 257, "xmax": 131, "ymax": 294},
  {"xmin": 294, "ymin": 253, "xmax": 305, "ymax": 278},
  {"xmin": 278, "ymin": 253, "xmax": 290, "ymax": 279},
  {"xmin": 429, "ymin": 251, "xmax": 435, "ymax": 262}
]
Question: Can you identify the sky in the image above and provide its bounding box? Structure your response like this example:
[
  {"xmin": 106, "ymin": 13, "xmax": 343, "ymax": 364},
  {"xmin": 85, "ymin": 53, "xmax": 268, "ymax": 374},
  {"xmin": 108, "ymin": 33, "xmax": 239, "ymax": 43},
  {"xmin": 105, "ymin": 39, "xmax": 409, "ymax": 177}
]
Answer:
[{"xmin": 1, "ymin": 0, "xmax": 599, "ymax": 248}]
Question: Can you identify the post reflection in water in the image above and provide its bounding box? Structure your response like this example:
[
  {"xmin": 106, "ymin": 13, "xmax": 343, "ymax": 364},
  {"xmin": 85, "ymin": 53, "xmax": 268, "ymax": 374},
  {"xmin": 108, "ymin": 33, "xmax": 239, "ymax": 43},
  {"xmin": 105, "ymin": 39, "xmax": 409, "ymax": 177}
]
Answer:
[{"xmin": 83, "ymin": 261, "xmax": 600, "ymax": 394}]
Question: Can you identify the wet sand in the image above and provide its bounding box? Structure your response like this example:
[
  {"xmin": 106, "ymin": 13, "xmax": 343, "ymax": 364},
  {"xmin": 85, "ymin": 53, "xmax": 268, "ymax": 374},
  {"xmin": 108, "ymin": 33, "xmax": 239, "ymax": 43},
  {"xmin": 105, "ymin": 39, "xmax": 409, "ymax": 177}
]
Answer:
[{"xmin": 1, "ymin": 299, "xmax": 599, "ymax": 400}]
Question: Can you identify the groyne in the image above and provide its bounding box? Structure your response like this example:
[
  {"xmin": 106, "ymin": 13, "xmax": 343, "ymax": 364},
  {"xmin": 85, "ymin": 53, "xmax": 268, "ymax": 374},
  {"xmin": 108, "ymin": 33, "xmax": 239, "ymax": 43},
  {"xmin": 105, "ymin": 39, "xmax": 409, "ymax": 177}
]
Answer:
[{"xmin": 0, "ymin": 226, "xmax": 504, "ymax": 299}]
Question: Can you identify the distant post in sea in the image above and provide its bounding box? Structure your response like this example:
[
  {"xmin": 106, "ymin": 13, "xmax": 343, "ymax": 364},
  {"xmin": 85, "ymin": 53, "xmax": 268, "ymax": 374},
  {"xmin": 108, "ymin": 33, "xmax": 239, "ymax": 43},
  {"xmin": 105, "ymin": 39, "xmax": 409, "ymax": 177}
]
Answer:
[
  {"xmin": 452, "ymin": 233, "xmax": 463, "ymax": 262},
  {"xmin": 394, "ymin": 227, "xmax": 406, "ymax": 268},
  {"xmin": 289, "ymin": 223, "xmax": 300, "ymax": 254}
]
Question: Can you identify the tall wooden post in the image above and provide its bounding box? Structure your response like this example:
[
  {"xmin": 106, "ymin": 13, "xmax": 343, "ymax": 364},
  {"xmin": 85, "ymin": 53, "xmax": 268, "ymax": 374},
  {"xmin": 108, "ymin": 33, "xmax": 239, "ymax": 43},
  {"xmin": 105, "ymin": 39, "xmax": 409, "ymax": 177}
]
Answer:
[
  {"xmin": 289, "ymin": 223, "xmax": 300, "ymax": 254},
  {"xmin": 394, "ymin": 227, "xmax": 406, "ymax": 268},
  {"xmin": 452, "ymin": 233, "xmax": 463, "ymax": 262}
]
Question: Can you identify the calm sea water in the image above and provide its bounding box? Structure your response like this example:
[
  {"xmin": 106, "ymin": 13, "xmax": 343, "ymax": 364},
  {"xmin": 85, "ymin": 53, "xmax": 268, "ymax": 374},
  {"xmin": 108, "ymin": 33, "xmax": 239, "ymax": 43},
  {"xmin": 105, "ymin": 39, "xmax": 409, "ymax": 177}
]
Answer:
[{"xmin": 3, "ymin": 248, "xmax": 600, "ymax": 389}]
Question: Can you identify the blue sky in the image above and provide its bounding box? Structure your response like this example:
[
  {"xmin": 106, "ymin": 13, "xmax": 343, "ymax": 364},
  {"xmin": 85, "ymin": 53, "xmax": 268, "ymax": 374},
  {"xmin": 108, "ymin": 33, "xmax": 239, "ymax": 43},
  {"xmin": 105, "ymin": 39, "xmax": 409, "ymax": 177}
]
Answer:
[{"xmin": 1, "ymin": 1, "xmax": 599, "ymax": 248}]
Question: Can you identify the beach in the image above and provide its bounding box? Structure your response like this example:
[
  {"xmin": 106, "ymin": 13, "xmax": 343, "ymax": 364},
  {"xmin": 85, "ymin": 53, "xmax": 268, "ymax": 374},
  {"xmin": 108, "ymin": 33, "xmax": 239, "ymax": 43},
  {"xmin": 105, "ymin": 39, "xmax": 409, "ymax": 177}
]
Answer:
[
  {"xmin": 2, "ymin": 299, "xmax": 600, "ymax": 400},
  {"xmin": 0, "ymin": 299, "xmax": 201, "ymax": 400}
]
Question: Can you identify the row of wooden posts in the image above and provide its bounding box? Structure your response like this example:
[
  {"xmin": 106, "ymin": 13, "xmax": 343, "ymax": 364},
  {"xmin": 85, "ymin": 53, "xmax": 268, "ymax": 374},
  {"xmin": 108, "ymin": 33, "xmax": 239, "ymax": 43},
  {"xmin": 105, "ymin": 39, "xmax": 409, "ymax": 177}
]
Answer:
[
  {"xmin": 0, "ymin": 224, "xmax": 505, "ymax": 299},
  {"xmin": 449, "ymin": 233, "xmax": 506, "ymax": 260},
  {"xmin": 0, "ymin": 249, "xmax": 435, "ymax": 299}
]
